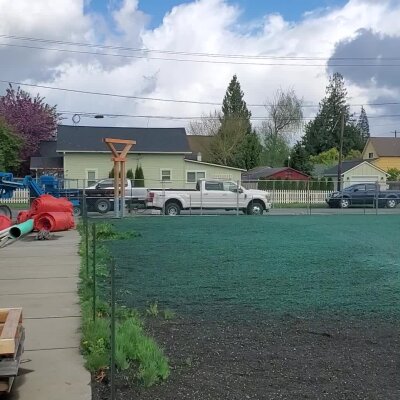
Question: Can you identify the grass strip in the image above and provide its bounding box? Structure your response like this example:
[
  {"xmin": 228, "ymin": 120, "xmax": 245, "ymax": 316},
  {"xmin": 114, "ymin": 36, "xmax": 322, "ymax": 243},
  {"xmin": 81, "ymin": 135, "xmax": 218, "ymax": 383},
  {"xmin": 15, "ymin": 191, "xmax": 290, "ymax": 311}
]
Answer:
[{"xmin": 77, "ymin": 222, "xmax": 170, "ymax": 387}]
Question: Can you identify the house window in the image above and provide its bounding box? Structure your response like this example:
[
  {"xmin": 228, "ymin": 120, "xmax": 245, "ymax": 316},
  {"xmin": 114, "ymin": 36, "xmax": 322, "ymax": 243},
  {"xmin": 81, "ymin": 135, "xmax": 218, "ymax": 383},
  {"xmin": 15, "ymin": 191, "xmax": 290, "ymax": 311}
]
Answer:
[
  {"xmin": 369, "ymin": 152, "xmax": 374, "ymax": 158},
  {"xmin": 86, "ymin": 170, "xmax": 97, "ymax": 186},
  {"xmin": 186, "ymin": 171, "xmax": 206, "ymax": 183},
  {"xmin": 161, "ymin": 169, "xmax": 171, "ymax": 182}
]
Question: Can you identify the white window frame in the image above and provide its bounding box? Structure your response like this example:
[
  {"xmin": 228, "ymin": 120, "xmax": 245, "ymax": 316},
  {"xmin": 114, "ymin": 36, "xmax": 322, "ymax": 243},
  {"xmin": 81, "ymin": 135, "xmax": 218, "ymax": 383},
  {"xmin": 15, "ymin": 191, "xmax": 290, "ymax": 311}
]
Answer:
[
  {"xmin": 85, "ymin": 168, "xmax": 98, "ymax": 186},
  {"xmin": 186, "ymin": 170, "xmax": 206, "ymax": 183},
  {"xmin": 160, "ymin": 168, "xmax": 172, "ymax": 182}
]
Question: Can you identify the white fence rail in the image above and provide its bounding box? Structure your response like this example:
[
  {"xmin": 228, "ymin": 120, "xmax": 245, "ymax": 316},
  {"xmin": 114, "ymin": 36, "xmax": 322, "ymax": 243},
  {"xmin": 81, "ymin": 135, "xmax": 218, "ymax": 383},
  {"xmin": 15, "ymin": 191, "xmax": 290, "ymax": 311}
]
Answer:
[
  {"xmin": 271, "ymin": 190, "xmax": 332, "ymax": 204},
  {"xmin": 1, "ymin": 189, "xmax": 29, "ymax": 203}
]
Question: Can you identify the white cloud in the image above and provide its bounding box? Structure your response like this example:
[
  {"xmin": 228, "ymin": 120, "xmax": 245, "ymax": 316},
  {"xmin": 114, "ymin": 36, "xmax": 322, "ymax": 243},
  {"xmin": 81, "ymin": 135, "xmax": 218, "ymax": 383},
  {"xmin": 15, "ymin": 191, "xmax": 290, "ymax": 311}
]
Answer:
[{"xmin": 0, "ymin": 0, "xmax": 400, "ymax": 135}]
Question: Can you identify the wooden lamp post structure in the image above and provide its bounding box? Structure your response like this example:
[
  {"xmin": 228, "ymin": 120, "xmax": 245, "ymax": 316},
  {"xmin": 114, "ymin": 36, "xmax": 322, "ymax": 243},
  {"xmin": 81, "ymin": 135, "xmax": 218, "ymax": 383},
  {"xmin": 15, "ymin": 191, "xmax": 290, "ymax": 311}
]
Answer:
[{"xmin": 103, "ymin": 138, "xmax": 135, "ymax": 218}]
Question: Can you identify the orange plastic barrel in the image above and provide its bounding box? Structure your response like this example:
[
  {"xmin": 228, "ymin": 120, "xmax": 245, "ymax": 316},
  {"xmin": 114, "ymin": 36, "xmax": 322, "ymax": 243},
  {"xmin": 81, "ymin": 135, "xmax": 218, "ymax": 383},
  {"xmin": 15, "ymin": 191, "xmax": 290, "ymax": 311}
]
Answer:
[{"xmin": 34, "ymin": 212, "xmax": 75, "ymax": 232}]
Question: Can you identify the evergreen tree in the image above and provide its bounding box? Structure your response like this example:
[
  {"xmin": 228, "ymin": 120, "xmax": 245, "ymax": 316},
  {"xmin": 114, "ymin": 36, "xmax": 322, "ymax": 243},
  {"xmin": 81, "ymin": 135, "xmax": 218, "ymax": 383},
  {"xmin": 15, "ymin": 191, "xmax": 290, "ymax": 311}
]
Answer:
[
  {"xmin": 357, "ymin": 106, "xmax": 370, "ymax": 142},
  {"xmin": 126, "ymin": 168, "xmax": 134, "ymax": 180},
  {"xmin": 0, "ymin": 118, "xmax": 22, "ymax": 172},
  {"xmin": 302, "ymin": 73, "xmax": 364, "ymax": 156},
  {"xmin": 109, "ymin": 168, "xmax": 114, "ymax": 178},
  {"xmin": 290, "ymin": 142, "xmax": 313, "ymax": 175},
  {"xmin": 214, "ymin": 74, "xmax": 260, "ymax": 169},
  {"xmin": 134, "ymin": 165, "xmax": 145, "ymax": 187}
]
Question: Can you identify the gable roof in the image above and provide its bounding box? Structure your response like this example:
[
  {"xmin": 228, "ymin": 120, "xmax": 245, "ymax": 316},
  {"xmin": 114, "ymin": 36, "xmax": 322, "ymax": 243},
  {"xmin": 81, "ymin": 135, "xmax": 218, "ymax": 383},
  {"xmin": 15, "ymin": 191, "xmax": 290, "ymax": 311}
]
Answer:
[
  {"xmin": 242, "ymin": 166, "xmax": 309, "ymax": 180},
  {"xmin": 185, "ymin": 135, "xmax": 213, "ymax": 162},
  {"xmin": 324, "ymin": 160, "xmax": 363, "ymax": 176},
  {"xmin": 324, "ymin": 160, "xmax": 387, "ymax": 177},
  {"xmin": 56, "ymin": 125, "xmax": 191, "ymax": 153},
  {"xmin": 365, "ymin": 137, "xmax": 400, "ymax": 157}
]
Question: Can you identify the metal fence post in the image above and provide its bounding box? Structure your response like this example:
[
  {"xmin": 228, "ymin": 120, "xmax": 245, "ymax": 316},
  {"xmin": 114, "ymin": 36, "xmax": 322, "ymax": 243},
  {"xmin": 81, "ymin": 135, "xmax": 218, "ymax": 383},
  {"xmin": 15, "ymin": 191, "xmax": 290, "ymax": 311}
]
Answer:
[
  {"xmin": 92, "ymin": 223, "xmax": 96, "ymax": 322},
  {"xmin": 85, "ymin": 215, "xmax": 89, "ymax": 277},
  {"xmin": 110, "ymin": 259, "xmax": 116, "ymax": 400},
  {"xmin": 236, "ymin": 180, "xmax": 240, "ymax": 216}
]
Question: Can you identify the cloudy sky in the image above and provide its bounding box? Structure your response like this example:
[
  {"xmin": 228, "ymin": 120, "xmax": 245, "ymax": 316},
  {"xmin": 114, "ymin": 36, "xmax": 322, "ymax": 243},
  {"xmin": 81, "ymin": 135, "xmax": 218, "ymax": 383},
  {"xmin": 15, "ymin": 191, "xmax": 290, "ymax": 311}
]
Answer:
[{"xmin": 1, "ymin": 0, "xmax": 400, "ymax": 138}]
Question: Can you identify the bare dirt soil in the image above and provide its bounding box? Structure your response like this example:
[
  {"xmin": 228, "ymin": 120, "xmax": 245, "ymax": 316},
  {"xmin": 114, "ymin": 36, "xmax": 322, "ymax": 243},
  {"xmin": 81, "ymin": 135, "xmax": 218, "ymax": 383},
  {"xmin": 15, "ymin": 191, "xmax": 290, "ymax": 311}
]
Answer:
[{"xmin": 92, "ymin": 315, "xmax": 399, "ymax": 400}]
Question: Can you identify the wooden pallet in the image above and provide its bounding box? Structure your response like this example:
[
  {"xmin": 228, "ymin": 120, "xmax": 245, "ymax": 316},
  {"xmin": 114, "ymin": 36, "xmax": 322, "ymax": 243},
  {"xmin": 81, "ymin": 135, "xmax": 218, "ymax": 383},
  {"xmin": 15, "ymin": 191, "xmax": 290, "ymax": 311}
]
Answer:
[{"xmin": 0, "ymin": 308, "xmax": 24, "ymax": 393}]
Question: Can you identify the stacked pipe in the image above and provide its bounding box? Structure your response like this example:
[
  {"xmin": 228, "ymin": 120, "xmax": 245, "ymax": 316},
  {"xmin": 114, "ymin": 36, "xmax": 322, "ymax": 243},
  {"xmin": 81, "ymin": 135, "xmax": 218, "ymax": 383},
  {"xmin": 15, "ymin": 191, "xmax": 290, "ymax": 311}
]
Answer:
[{"xmin": 29, "ymin": 195, "xmax": 75, "ymax": 232}]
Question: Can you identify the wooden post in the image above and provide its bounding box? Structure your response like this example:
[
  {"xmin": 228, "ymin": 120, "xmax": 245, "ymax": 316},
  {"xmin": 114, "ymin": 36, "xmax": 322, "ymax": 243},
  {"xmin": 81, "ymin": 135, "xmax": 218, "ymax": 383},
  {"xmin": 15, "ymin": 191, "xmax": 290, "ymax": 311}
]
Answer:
[{"xmin": 103, "ymin": 138, "xmax": 135, "ymax": 218}]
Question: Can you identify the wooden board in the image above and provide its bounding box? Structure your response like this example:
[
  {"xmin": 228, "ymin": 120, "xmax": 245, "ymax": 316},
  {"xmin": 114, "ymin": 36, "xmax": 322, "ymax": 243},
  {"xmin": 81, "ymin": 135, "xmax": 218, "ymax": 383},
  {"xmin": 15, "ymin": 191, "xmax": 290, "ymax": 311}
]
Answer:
[{"xmin": 0, "ymin": 308, "xmax": 23, "ymax": 356}]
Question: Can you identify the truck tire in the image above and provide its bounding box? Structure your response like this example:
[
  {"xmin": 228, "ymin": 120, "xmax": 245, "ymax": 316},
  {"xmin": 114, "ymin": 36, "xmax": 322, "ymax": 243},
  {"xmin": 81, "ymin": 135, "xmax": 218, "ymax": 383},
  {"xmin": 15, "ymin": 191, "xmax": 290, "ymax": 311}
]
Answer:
[
  {"xmin": 95, "ymin": 199, "xmax": 111, "ymax": 214},
  {"xmin": 339, "ymin": 198, "xmax": 350, "ymax": 208},
  {"xmin": 247, "ymin": 201, "xmax": 264, "ymax": 215},
  {"xmin": 73, "ymin": 205, "xmax": 82, "ymax": 217},
  {"xmin": 165, "ymin": 201, "xmax": 181, "ymax": 216},
  {"xmin": 386, "ymin": 198, "xmax": 397, "ymax": 209}
]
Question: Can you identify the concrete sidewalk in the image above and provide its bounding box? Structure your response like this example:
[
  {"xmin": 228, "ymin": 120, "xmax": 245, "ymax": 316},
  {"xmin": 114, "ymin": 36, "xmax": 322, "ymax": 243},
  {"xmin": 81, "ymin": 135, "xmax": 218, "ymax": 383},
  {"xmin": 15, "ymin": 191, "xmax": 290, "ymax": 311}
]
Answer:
[{"xmin": 0, "ymin": 230, "xmax": 91, "ymax": 400}]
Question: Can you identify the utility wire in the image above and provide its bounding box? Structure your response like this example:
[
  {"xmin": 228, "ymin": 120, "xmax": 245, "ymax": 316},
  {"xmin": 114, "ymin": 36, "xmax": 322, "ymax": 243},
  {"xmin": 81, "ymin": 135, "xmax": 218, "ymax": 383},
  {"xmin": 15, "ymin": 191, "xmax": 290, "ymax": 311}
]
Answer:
[
  {"xmin": 2, "ymin": 34, "xmax": 400, "ymax": 61},
  {"xmin": 1, "ymin": 41, "xmax": 400, "ymax": 67},
  {"xmin": 1, "ymin": 79, "xmax": 400, "ymax": 109}
]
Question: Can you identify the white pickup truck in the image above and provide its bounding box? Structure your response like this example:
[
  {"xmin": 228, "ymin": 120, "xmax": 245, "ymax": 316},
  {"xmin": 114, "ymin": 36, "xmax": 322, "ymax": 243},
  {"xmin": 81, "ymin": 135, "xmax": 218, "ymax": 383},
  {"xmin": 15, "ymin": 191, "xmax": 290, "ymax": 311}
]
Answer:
[{"xmin": 146, "ymin": 179, "xmax": 271, "ymax": 215}]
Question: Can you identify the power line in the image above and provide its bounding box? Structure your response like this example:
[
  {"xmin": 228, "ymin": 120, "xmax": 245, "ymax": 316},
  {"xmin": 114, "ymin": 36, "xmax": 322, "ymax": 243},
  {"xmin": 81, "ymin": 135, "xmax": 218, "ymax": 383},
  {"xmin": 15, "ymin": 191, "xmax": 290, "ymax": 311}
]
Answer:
[
  {"xmin": 1, "ymin": 41, "xmax": 400, "ymax": 68},
  {"xmin": 2, "ymin": 34, "xmax": 400, "ymax": 61},
  {"xmin": 58, "ymin": 109, "xmax": 400, "ymax": 121},
  {"xmin": 1, "ymin": 78, "xmax": 400, "ymax": 109}
]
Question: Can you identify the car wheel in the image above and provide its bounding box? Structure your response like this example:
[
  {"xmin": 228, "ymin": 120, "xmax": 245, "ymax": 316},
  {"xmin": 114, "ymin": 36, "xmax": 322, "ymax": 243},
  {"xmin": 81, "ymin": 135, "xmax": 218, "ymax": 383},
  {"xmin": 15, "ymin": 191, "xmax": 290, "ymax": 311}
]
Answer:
[
  {"xmin": 247, "ymin": 201, "xmax": 264, "ymax": 215},
  {"xmin": 165, "ymin": 201, "xmax": 181, "ymax": 216},
  {"xmin": 386, "ymin": 198, "xmax": 397, "ymax": 209},
  {"xmin": 95, "ymin": 199, "xmax": 111, "ymax": 214},
  {"xmin": 339, "ymin": 198, "xmax": 350, "ymax": 208},
  {"xmin": 73, "ymin": 205, "xmax": 82, "ymax": 217}
]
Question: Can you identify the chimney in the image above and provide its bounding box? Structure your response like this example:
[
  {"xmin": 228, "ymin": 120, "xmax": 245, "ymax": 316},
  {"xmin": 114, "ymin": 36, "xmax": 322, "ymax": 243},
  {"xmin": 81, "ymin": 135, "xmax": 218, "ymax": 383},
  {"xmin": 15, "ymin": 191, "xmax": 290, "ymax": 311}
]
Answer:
[{"xmin": 197, "ymin": 152, "xmax": 202, "ymax": 162}]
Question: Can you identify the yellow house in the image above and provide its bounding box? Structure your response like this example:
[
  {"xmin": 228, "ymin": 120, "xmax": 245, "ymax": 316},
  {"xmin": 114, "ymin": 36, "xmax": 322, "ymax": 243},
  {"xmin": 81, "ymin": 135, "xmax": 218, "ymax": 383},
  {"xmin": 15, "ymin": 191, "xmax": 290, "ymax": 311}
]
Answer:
[{"xmin": 362, "ymin": 137, "xmax": 400, "ymax": 171}]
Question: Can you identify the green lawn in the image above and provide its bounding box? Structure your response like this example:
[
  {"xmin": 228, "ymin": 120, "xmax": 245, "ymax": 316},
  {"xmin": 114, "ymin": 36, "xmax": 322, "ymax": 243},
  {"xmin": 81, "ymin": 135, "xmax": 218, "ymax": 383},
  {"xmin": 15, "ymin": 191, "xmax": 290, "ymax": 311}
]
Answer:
[{"xmin": 106, "ymin": 215, "xmax": 400, "ymax": 320}]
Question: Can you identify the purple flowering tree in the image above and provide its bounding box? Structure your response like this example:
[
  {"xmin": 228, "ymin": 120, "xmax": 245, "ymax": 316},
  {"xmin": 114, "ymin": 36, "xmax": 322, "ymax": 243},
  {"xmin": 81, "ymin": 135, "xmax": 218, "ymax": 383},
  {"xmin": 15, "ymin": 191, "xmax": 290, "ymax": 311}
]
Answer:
[{"xmin": 0, "ymin": 84, "xmax": 58, "ymax": 173}]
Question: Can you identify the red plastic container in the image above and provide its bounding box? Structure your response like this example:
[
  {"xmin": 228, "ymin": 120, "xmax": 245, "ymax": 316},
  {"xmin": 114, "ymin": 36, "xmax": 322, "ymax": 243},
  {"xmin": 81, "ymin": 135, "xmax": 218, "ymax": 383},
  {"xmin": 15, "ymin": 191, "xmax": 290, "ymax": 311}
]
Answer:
[
  {"xmin": 34, "ymin": 212, "xmax": 75, "ymax": 232},
  {"xmin": 30, "ymin": 195, "xmax": 73, "ymax": 215},
  {"xmin": 0, "ymin": 215, "xmax": 12, "ymax": 231},
  {"xmin": 17, "ymin": 211, "xmax": 30, "ymax": 224}
]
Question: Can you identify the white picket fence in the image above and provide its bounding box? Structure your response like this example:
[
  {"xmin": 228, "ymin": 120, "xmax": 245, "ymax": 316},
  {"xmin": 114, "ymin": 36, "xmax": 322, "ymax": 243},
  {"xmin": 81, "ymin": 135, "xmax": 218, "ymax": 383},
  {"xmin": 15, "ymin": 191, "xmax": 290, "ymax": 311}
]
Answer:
[
  {"xmin": 1, "ymin": 189, "xmax": 30, "ymax": 204},
  {"xmin": 271, "ymin": 190, "xmax": 332, "ymax": 204}
]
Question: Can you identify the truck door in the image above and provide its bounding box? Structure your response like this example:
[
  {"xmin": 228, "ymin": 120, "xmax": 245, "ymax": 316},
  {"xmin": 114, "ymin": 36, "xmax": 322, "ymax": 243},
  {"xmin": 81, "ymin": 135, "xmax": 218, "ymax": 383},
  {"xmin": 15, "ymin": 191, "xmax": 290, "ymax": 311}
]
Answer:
[
  {"xmin": 223, "ymin": 181, "xmax": 245, "ymax": 208},
  {"xmin": 203, "ymin": 181, "xmax": 224, "ymax": 208},
  {"xmin": 351, "ymin": 184, "xmax": 367, "ymax": 205}
]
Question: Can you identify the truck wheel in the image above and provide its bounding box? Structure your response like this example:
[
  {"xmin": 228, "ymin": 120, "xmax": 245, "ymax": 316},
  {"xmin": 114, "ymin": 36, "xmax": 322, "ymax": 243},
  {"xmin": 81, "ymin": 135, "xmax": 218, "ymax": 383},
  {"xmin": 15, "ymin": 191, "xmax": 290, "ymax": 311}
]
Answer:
[
  {"xmin": 165, "ymin": 201, "xmax": 181, "ymax": 216},
  {"xmin": 247, "ymin": 201, "xmax": 264, "ymax": 215},
  {"xmin": 73, "ymin": 205, "xmax": 82, "ymax": 217},
  {"xmin": 339, "ymin": 198, "xmax": 350, "ymax": 208},
  {"xmin": 95, "ymin": 199, "xmax": 111, "ymax": 214},
  {"xmin": 386, "ymin": 198, "xmax": 397, "ymax": 209}
]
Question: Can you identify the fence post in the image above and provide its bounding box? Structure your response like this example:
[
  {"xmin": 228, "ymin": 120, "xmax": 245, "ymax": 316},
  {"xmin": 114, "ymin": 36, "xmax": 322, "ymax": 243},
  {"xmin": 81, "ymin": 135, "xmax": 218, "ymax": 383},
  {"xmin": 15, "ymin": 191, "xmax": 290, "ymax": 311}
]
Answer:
[
  {"xmin": 84, "ymin": 213, "xmax": 89, "ymax": 277},
  {"xmin": 110, "ymin": 259, "xmax": 116, "ymax": 400},
  {"xmin": 92, "ymin": 223, "xmax": 96, "ymax": 322},
  {"xmin": 236, "ymin": 180, "xmax": 240, "ymax": 216}
]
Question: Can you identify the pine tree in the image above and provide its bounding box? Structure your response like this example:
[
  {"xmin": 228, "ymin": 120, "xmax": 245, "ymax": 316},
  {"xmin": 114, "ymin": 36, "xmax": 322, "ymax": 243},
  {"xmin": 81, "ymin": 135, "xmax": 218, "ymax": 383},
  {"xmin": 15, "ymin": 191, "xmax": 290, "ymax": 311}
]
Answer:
[
  {"xmin": 357, "ymin": 106, "xmax": 370, "ymax": 142},
  {"xmin": 302, "ymin": 73, "xmax": 364, "ymax": 156},
  {"xmin": 213, "ymin": 74, "xmax": 261, "ymax": 169},
  {"xmin": 134, "ymin": 165, "xmax": 145, "ymax": 187},
  {"xmin": 126, "ymin": 168, "xmax": 134, "ymax": 180}
]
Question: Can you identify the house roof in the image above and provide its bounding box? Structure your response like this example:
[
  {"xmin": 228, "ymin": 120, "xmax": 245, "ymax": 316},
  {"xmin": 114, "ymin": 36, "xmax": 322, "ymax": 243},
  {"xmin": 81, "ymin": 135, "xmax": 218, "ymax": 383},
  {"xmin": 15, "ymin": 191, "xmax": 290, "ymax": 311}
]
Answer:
[
  {"xmin": 185, "ymin": 135, "xmax": 213, "ymax": 162},
  {"xmin": 242, "ymin": 166, "xmax": 309, "ymax": 180},
  {"xmin": 184, "ymin": 159, "xmax": 246, "ymax": 171},
  {"xmin": 324, "ymin": 160, "xmax": 363, "ymax": 176},
  {"xmin": 324, "ymin": 160, "xmax": 387, "ymax": 177},
  {"xmin": 30, "ymin": 156, "xmax": 63, "ymax": 170},
  {"xmin": 56, "ymin": 125, "xmax": 191, "ymax": 153},
  {"xmin": 365, "ymin": 137, "xmax": 400, "ymax": 157}
]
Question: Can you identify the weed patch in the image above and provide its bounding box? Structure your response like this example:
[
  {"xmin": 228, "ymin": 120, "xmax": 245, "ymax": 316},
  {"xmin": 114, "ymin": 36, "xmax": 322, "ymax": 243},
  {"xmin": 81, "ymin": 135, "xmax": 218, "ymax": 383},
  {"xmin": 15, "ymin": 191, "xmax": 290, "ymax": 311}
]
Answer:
[{"xmin": 77, "ymin": 221, "xmax": 169, "ymax": 386}]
